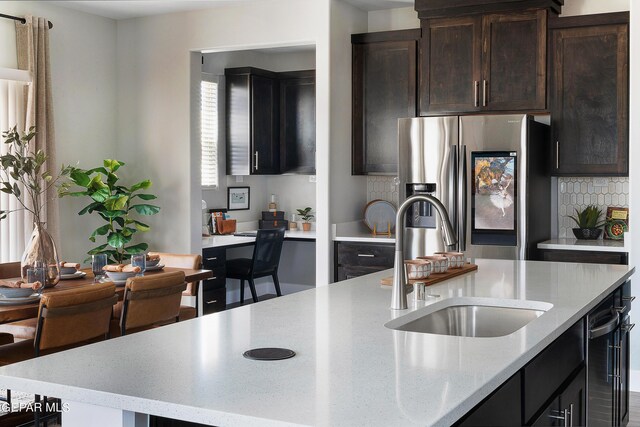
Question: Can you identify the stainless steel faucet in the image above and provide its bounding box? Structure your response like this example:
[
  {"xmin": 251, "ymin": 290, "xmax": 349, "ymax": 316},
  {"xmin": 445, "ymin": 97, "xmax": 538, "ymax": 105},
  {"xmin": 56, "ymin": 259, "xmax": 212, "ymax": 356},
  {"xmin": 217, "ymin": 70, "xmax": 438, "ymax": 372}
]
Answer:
[{"xmin": 391, "ymin": 194, "xmax": 457, "ymax": 310}]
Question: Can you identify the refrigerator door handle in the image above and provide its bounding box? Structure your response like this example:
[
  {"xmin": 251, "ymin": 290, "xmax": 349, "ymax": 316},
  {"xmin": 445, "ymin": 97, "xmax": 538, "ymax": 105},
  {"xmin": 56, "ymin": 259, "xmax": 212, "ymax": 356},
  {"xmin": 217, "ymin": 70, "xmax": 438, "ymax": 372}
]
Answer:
[
  {"xmin": 448, "ymin": 145, "xmax": 458, "ymax": 237},
  {"xmin": 458, "ymin": 145, "xmax": 467, "ymax": 252}
]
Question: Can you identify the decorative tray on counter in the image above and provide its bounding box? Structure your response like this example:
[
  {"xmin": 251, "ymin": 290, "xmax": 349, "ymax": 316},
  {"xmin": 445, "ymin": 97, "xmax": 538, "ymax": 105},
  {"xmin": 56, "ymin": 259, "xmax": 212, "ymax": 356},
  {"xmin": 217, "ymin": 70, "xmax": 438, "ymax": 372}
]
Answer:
[{"xmin": 380, "ymin": 263, "xmax": 478, "ymax": 287}]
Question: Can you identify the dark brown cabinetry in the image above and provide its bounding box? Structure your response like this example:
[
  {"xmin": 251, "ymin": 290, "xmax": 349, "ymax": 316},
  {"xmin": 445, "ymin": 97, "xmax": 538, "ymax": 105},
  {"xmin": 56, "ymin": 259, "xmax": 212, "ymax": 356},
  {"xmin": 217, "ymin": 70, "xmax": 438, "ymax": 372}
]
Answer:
[
  {"xmin": 352, "ymin": 30, "xmax": 419, "ymax": 175},
  {"xmin": 226, "ymin": 67, "xmax": 280, "ymax": 175},
  {"xmin": 334, "ymin": 241, "xmax": 395, "ymax": 282},
  {"xmin": 280, "ymin": 71, "xmax": 316, "ymax": 174},
  {"xmin": 549, "ymin": 13, "xmax": 629, "ymax": 176},
  {"xmin": 420, "ymin": 10, "xmax": 546, "ymax": 114},
  {"xmin": 202, "ymin": 247, "xmax": 226, "ymax": 314},
  {"xmin": 538, "ymin": 249, "xmax": 628, "ymax": 265},
  {"xmin": 531, "ymin": 366, "xmax": 585, "ymax": 426}
]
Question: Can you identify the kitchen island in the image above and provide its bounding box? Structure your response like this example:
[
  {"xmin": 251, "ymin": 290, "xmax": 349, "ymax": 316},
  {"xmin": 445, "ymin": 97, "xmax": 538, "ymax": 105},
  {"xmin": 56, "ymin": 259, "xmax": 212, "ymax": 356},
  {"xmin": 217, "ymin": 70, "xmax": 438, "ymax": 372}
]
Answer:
[{"xmin": 0, "ymin": 259, "xmax": 633, "ymax": 426}]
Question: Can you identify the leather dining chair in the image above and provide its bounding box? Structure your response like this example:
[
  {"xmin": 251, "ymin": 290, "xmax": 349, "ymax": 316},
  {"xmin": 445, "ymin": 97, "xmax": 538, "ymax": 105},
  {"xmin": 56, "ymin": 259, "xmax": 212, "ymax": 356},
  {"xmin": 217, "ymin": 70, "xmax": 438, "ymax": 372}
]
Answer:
[
  {"xmin": 0, "ymin": 261, "xmax": 21, "ymax": 280},
  {"xmin": 226, "ymin": 228, "xmax": 285, "ymax": 304},
  {"xmin": 117, "ymin": 271, "xmax": 186, "ymax": 336},
  {"xmin": 148, "ymin": 252, "xmax": 202, "ymax": 320}
]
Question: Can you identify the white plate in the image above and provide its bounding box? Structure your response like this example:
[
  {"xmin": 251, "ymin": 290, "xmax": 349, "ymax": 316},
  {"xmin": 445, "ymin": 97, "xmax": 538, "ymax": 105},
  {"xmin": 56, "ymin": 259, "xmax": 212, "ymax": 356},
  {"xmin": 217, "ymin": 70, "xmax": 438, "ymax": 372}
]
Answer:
[
  {"xmin": 145, "ymin": 264, "xmax": 165, "ymax": 272},
  {"xmin": 364, "ymin": 200, "xmax": 397, "ymax": 233},
  {"xmin": 0, "ymin": 294, "xmax": 40, "ymax": 305},
  {"xmin": 60, "ymin": 271, "xmax": 87, "ymax": 280}
]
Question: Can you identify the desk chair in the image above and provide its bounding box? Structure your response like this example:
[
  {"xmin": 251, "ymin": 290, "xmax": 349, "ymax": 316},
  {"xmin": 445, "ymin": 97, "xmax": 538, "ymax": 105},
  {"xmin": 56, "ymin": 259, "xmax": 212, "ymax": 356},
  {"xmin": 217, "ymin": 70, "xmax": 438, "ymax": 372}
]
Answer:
[
  {"xmin": 148, "ymin": 252, "xmax": 202, "ymax": 320},
  {"xmin": 118, "ymin": 271, "xmax": 186, "ymax": 336},
  {"xmin": 226, "ymin": 228, "xmax": 285, "ymax": 304},
  {"xmin": 0, "ymin": 282, "xmax": 117, "ymax": 426}
]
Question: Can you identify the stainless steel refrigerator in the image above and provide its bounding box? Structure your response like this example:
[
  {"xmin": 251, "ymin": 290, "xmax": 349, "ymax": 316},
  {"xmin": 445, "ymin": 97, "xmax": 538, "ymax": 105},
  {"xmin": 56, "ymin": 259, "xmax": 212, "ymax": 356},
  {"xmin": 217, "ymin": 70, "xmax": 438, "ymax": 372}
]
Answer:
[{"xmin": 398, "ymin": 114, "xmax": 550, "ymax": 260}]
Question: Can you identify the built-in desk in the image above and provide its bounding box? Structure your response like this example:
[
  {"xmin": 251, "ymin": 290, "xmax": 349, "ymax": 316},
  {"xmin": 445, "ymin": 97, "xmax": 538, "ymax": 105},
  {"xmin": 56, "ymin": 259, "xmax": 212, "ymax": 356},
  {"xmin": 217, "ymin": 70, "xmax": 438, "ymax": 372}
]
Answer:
[{"xmin": 201, "ymin": 231, "xmax": 316, "ymax": 314}]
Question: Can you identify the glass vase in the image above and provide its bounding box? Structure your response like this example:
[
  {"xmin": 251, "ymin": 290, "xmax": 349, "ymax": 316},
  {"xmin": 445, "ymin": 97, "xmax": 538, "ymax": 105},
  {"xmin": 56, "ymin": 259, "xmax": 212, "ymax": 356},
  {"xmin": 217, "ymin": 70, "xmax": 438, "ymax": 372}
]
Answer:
[{"xmin": 21, "ymin": 222, "xmax": 61, "ymax": 288}]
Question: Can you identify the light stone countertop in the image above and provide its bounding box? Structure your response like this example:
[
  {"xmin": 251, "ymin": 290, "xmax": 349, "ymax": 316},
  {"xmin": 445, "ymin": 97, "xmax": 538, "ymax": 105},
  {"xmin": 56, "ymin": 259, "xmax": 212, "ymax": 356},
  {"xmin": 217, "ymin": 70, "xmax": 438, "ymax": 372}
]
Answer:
[
  {"xmin": 202, "ymin": 230, "xmax": 316, "ymax": 249},
  {"xmin": 538, "ymin": 238, "xmax": 628, "ymax": 253},
  {"xmin": 333, "ymin": 220, "xmax": 395, "ymax": 243},
  {"xmin": 0, "ymin": 259, "xmax": 634, "ymax": 426}
]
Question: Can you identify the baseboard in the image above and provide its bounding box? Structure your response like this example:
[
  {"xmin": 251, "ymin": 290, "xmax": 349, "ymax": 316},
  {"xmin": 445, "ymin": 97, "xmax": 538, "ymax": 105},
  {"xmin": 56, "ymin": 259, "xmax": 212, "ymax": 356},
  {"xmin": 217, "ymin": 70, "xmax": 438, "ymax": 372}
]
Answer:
[{"xmin": 631, "ymin": 369, "xmax": 640, "ymax": 392}]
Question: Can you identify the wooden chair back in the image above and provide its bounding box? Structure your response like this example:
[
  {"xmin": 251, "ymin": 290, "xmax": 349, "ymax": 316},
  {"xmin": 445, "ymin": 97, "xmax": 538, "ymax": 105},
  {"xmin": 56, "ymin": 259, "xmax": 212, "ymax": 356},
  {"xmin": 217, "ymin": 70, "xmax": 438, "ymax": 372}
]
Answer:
[{"xmin": 0, "ymin": 262, "xmax": 21, "ymax": 279}]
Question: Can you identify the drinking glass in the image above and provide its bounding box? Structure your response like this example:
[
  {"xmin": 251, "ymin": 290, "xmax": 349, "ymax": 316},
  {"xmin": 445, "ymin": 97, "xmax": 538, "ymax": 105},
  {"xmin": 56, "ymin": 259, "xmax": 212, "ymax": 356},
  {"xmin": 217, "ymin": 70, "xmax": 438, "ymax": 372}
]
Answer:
[
  {"xmin": 92, "ymin": 254, "xmax": 108, "ymax": 282},
  {"xmin": 27, "ymin": 267, "xmax": 47, "ymax": 295},
  {"xmin": 131, "ymin": 253, "xmax": 146, "ymax": 276}
]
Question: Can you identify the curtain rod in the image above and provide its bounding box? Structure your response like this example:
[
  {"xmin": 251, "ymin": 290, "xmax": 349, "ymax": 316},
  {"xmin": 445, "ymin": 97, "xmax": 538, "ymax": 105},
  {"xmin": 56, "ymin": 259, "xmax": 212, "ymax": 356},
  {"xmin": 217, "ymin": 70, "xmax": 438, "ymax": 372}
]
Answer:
[{"xmin": 0, "ymin": 13, "xmax": 53, "ymax": 29}]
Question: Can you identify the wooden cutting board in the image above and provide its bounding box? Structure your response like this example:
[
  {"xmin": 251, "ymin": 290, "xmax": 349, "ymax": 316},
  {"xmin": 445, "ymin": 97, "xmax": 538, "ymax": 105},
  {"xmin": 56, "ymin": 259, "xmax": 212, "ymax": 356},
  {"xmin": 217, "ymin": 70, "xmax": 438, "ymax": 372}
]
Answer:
[{"xmin": 380, "ymin": 263, "xmax": 478, "ymax": 286}]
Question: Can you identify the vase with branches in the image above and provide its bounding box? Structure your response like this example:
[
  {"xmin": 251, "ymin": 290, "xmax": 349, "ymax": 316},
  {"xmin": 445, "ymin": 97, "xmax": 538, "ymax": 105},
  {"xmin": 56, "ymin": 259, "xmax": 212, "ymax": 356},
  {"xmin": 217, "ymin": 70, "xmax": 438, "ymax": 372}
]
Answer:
[
  {"xmin": 0, "ymin": 126, "xmax": 71, "ymax": 286},
  {"xmin": 58, "ymin": 159, "xmax": 160, "ymax": 264}
]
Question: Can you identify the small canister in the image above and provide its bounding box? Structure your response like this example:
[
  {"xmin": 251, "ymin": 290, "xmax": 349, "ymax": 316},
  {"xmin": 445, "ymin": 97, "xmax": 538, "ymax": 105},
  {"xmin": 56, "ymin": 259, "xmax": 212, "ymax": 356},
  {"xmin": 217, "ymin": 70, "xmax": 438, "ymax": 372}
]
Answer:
[{"xmin": 413, "ymin": 282, "xmax": 425, "ymax": 301}]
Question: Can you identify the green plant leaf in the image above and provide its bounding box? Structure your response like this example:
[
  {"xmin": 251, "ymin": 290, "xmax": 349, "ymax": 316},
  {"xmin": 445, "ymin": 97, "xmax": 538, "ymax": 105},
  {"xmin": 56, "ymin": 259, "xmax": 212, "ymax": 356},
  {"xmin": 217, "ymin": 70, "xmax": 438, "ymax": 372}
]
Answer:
[
  {"xmin": 104, "ymin": 195, "xmax": 129, "ymax": 211},
  {"xmin": 87, "ymin": 244, "xmax": 108, "ymax": 255},
  {"xmin": 89, "ymin": 224, "xmax": 111, "ymax": 242},
  {"xmin": 99, "ymin": 210, "xmax": 126, "ymax": 219},
  {"xmin": 70, "ymin": 170, "xmax": 91, "ymax": 187},
  {"xmin": 133, "ymin": 220, "xmax": 150, "ymax": 232},
  {"xmin": 124, "ymin": 243, "xmax": 149, "ymax": 254},
  {"xmin": 90, "ymin": 187, "xmax": 111, "ymax": 203},
  {"xmin": 130, "ymin": 204, "xmax": 160, "ymax": 215},
  {"xmin": 86, "ymin": 167, "xmax": 109, "ymax": 176},
  {"xmin": 107, "ymin": 231, "xmax": 131, "ymax": 249},
  {"xmin": 103, "ymin": 159, "xmax": 124, "ymax": 172},
  {"xmin": 130, "ymin": 180, "xmax": 152, "ymax": 192},
  {"xmin": 133, "ymin": 193, "xmax": 157, "ymax": 201},
  {"xmin": 78, "ymin": 201, "xmax": 102, "ymax": 216},
  {"xmin": 113, "ymin": 216, "xmax": 125, "ymax": 228}
]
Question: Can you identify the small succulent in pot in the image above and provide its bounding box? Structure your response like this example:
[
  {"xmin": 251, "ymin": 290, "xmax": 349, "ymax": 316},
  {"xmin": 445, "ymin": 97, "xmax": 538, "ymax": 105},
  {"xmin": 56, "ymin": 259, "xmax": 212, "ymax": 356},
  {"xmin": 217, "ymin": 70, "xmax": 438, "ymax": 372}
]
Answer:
[{"xmin": 568, "ymin": 205, "xmax": 606, "ymax": 240}]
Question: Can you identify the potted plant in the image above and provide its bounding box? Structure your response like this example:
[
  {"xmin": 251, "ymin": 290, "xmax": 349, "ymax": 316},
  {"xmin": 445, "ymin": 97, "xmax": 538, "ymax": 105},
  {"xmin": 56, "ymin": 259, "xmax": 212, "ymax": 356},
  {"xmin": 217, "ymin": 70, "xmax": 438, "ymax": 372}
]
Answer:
[
  {"xmin": 0, "ymin": 127, "xmax": 71, "ymax": 286},
  {"xmin": 296, "ymin": 207, "xmax": 314, "ymax": 232},
  {"xmin": 58, "ymin": 159, "xmax": 160, "ymax": 263},
  {"xmin": 568, "ymin": 205, "xmax": 606, "ymax": 240}
]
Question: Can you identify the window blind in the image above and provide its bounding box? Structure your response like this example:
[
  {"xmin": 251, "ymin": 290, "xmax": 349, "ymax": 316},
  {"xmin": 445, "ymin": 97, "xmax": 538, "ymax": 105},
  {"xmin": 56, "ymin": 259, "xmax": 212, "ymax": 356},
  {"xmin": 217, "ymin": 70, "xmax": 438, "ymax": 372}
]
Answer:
[{"xmin": 201, "ymin": 80, "xmax": 218, "ymax": 188}]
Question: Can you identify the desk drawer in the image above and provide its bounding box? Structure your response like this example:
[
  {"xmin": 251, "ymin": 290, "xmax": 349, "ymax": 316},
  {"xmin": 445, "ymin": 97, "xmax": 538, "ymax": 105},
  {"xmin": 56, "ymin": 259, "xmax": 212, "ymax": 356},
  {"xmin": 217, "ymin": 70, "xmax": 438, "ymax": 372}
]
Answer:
[
  {"xmin": 203, "ymin": 288, "xmax": 226, "ymax": 314},
  {"xmin": 202, "ymin": 247, "xmax": 226, "ymax": 269},
  {"xmin": 336, "ymin": 242, "xmax": 394, "ymax": 267},
  {"xmin": 202, "ymin": 267, "xmax": 226, "ymax": 291}
]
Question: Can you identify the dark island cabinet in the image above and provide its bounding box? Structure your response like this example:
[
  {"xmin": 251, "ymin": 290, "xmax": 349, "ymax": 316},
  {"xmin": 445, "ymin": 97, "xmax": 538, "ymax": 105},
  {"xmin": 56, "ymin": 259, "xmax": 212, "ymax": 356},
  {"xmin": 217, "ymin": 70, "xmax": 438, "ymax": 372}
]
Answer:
[
  {"xmin": 280, "ymin": 70, "xmax": 316, "ymax": 174},
  {"xmin": 225, "ymin": 67, "xmax": 280, "ymax": 175},
  {"xmin": 352, "ymin": 30, "xmax": 419, "ymax": 175},
  {"xmin": 420, "ymin": 9, "xmax": 546, "ymax": 114},
  {"xmin": 550, "ymin": 13, "xmax": 629, "ymax": 176}
]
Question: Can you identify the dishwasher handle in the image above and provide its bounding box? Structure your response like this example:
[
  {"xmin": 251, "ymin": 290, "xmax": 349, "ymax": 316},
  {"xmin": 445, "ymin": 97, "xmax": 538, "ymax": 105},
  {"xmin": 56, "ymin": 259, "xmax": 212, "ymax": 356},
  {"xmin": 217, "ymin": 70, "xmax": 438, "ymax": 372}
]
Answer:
[{"xmin": 589, "ymin": 310, "xmax": 620, "ymax": 339}]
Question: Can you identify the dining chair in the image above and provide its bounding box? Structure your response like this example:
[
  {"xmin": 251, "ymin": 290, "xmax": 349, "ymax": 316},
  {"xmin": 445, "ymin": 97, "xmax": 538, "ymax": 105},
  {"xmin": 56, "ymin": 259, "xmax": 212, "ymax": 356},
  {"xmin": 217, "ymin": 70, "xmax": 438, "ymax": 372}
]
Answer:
[
  {"xmin": 148, "ymin": 252, "xmax": 202, "ymax": 320},
  {"xmin": 0, "ymin": 282, "xmax": 117, "ymax": 425},
  {"xmin": 226, "ymin": 228, "xmax": 285, "ymax": 304},
  {"xmin": 0, "ymin": 262, "xmax": 36, "ymax": 340},
  {"xmin": 118, "ymin": 271, "xmax": 186, "ymax": 336},
  {"xmin": 0, "ymin": 261, "xmax": 21, "ymax": 279}
]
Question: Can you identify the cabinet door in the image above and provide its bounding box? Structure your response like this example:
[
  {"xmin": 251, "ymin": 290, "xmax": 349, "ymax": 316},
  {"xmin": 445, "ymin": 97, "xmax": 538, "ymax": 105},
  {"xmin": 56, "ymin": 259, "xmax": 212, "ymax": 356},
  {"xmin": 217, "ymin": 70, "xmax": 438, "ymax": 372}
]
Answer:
[
  {"xmin": 551, "ymin": 21, "xmax": 629, "ymax": 176},
  {"xmin": 420, "ymin": 16, "xmax": 482, "ymax": 114},
  {"xmin": 353, "ymin": 37, "xmax": 417, "ymax": 175},
  {"xmin": 560, "ymin": 366, "xmax": 586, "ymax": 427},
  {"xmin": 482, "ymin": 10, "xmax": 546, "ymax": 111},
  {"xmin": 251, "ymin": 75, "xmax": 280, "ymax": 174},
  {"xmin": 226, "ymin": 73, "xmax": 251, "ymax": 176},
  {"xmin": 280, "ymin": 74, "xmax": 315, "ymax": 174},
  {"xmin": 456, "ymin": 373, "xmax": 522, "ymax": 426}
]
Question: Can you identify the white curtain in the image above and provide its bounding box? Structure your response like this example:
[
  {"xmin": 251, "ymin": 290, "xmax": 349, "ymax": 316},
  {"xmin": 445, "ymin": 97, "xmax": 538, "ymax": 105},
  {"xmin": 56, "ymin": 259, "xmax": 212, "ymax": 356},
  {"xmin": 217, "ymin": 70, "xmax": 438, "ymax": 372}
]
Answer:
[{"xmin": 0, "ymin": 79, "xmax": 28, "ymax": 262}]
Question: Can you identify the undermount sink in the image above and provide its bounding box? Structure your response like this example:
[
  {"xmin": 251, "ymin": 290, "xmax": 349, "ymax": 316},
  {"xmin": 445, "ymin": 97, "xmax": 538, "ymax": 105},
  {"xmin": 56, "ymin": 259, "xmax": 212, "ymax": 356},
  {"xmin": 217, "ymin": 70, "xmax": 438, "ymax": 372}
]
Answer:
[{"xmin": 385, "ymin": 297, "xmax": 553, "ymax": 338}]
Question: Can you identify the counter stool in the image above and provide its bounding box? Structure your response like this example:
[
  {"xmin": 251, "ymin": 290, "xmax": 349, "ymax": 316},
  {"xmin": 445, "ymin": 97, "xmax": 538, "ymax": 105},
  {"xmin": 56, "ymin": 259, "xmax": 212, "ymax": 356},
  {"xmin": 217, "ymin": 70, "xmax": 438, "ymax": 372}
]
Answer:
[{"xmin": 226, "ymin": 228, "xmax": 285, "ymax": 304}]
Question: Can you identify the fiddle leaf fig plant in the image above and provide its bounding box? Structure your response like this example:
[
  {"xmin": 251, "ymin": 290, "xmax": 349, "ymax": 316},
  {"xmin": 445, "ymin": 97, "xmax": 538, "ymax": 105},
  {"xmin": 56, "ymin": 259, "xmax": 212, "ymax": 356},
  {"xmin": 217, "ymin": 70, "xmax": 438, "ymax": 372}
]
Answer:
[
  {"xmin": 58, "ymin": 159, "xmax": 160, "ymax": 263},
  {"xmin": 296, "ymin": 207, "xmax": 314, "ymax": 223}
]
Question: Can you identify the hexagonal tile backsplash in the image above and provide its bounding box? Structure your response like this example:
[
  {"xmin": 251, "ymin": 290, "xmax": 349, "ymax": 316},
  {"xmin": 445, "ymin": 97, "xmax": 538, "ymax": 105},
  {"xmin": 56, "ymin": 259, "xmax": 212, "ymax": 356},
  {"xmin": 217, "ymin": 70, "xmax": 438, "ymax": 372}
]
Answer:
[
  {"xmin": 558, "ymin": 177, "xmax": 629, "ymax": 238},
  {"xmin": 368, "ymin": 176, "xmax": 629, "ymax": 239}
]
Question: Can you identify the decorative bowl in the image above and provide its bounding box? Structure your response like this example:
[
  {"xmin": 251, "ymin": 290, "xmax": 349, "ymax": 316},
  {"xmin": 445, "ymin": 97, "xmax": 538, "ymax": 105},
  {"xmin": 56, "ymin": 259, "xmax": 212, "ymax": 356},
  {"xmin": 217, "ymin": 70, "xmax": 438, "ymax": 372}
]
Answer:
[
  {"xmin": 105, "ymin": 270, "xmax": 137, "ymax": 285},
  {"xmin": 417, "ymin": 256, "xmax": 449, "ymax": 273},
  {"xmin": 434, "ymin": 252, "xmax": 465, "ymax": 268},
  {"xmin": 0, "ymin": 287, "xmax": 36, "ymax": 298},
  {"xmin": 572, "ymin": 228, "xmax": 602, "ymax": 240},
  {"xmin": 60, "ymin": 266, "xmax": 78, "ymax": 275},
  {"xmin": 145, "ymin": 258, "xmax": 160, "ymax": 268},
  {"xmin": 404, "ymin": 259, "xmax": 433, "ymax": 280}
]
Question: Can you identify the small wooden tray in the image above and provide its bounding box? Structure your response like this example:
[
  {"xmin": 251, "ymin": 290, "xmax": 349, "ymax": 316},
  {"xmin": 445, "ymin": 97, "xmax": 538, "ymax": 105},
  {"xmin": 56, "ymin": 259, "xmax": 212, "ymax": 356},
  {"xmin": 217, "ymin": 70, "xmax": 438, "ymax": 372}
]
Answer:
[{"xmin": 380, "ymin": 263, "xmax": 478, "ymax": 286}]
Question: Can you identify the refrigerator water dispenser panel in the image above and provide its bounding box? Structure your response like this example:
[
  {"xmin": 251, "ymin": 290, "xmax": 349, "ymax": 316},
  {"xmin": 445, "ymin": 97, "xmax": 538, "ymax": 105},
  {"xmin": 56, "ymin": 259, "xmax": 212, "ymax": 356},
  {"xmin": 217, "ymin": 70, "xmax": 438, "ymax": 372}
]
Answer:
[{"xmin": 406, "ymin": 183, "xmax": 437, "ymax": 229}]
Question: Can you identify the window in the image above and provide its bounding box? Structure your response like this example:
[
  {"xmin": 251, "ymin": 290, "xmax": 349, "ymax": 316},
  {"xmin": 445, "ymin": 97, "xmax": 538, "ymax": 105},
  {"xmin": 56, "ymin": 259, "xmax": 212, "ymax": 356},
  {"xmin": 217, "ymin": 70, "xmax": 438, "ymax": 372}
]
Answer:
[{"xmin": 201, "ymin": 78, "xmax": 218, "ymax": 188}]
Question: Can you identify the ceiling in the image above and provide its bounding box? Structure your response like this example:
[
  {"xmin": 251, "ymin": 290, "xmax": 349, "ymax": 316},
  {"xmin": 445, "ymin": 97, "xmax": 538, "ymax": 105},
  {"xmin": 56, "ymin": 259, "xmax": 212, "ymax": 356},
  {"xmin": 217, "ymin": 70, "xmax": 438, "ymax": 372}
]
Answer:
[{"xmin": 48, "ymin": 0, "xmax": 414, "ymax": 20}]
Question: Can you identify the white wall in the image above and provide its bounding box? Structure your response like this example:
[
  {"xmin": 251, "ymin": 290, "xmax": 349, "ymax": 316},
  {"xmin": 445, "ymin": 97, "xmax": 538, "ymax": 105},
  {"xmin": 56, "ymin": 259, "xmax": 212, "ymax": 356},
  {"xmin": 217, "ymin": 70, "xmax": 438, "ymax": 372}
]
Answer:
[
  {"xmin": 0, "ymin": 1, "xmax": 117, "ymax": 264},
  {"xmin": 561, "ymin": 0, "xmax": 629, "ymax": 16},
  {"xmin": 368, "ymin": 6, "xmax": 419, "ymax": 32}
]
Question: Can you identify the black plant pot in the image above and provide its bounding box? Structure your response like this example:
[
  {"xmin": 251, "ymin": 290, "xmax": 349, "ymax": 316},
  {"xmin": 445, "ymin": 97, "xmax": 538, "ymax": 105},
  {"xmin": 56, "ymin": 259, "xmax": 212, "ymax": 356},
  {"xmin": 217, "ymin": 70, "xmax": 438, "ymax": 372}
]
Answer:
[{"xmin": 572, "ymin": 228, "xmax": 603, "ymax": 240}]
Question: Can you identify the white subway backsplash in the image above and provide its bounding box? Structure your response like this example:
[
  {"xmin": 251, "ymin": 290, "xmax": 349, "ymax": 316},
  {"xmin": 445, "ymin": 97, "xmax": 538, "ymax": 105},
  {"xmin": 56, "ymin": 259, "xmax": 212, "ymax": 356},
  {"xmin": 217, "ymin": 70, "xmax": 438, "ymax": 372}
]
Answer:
[
  {"xmin": 557, "ymin": 177, "xmax": 629, "ymax": 238},
  {"xmin": 367, "ymin": 176, "xmax": 398, "ymax": 204}
]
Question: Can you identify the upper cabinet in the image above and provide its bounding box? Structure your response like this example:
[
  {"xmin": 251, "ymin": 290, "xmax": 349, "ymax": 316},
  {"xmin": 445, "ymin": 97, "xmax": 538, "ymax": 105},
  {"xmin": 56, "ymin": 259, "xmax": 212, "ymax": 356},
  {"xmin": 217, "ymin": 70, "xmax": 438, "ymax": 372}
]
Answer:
[
  {"xmin": 549, "ymin": 13, "xmax": 629, "ymax": 176},
  {"xmin": 420, "ymin": 9, "xmax": 547, "ymax": 114},
  {"xmin": 225, "ymin": 67, "xmax": 316, "ymax": 176},
  {"xmin": 280, "ymin": 71, "xmax": 316, "ymax": 175},
  {"xmin": 352, "ymin": 30, "xmax": 420, "ymax": 175}
]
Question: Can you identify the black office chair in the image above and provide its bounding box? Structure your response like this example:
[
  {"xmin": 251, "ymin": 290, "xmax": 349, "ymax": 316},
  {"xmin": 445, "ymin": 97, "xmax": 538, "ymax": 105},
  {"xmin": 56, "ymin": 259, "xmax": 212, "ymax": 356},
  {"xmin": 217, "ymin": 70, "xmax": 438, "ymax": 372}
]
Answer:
[{"xmin": 226, "ymin": 228, "xmax": 285, "ymax": 304}]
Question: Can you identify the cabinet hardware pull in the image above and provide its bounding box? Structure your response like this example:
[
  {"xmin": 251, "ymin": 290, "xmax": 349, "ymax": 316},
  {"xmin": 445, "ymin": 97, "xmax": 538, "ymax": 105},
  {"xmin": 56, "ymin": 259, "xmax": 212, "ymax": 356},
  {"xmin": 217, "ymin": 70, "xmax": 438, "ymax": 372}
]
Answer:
[
  {"xmin": 569, "ymin": 404, "xmax": 573, "ymax": 427},
  {"xmin": 548, "ymin": 408, "xmax": 569, "ymax": 426},
  {"xmin": 614, "ymin": 306, "xmax": 627, "ymax": 314},
  {"xmin": 482, "ymin": 80, "xmax": 488, "ymax": 107},
  {"xmin": 357, "ymin": 254, "xmax": 375, "ymax": 257},
  {"xmin": 622, "ymin": 323, "xmax": 635, "ymax": 332},
  {"xmin": 206, "ymin": 300, "xmax": 218, "ymax": 304},
  {"xmin": 473, "ymin": 81, "xmax": 479, "ymax": 107},
  {"xmin": 622, "ymin": 296, "xmax": 635, "ymax": 302},
  {"xmin": 211, "ymin": 277, "xmax": 217, "ymax": 280},
  {"xmin": 206, "ymin": 257, "xmax": 217, "ymax": 261},
  {"xmin": 254, "ymin": 151, "xmax": 259, "ymax": 171},
  {"xmin": 556, "ymin": 141, "xmax": 560, "ymax": 170}
]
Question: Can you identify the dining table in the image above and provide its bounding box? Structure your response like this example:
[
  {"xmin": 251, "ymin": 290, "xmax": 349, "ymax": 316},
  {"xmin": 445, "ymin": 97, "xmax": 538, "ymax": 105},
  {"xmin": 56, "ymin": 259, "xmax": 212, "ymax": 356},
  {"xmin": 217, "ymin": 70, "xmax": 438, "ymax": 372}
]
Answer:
[{"xmin": 0, "ymin": 267, "xmax": 213, "ymax": 324}]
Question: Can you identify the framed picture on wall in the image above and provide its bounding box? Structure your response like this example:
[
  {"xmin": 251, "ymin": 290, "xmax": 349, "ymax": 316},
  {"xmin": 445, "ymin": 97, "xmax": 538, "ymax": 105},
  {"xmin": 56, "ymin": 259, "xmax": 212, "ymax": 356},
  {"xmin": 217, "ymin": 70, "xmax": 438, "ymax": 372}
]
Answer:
[{"xmin": 227, "ymin": 186, "xmax": 250, "ymax": 210}]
